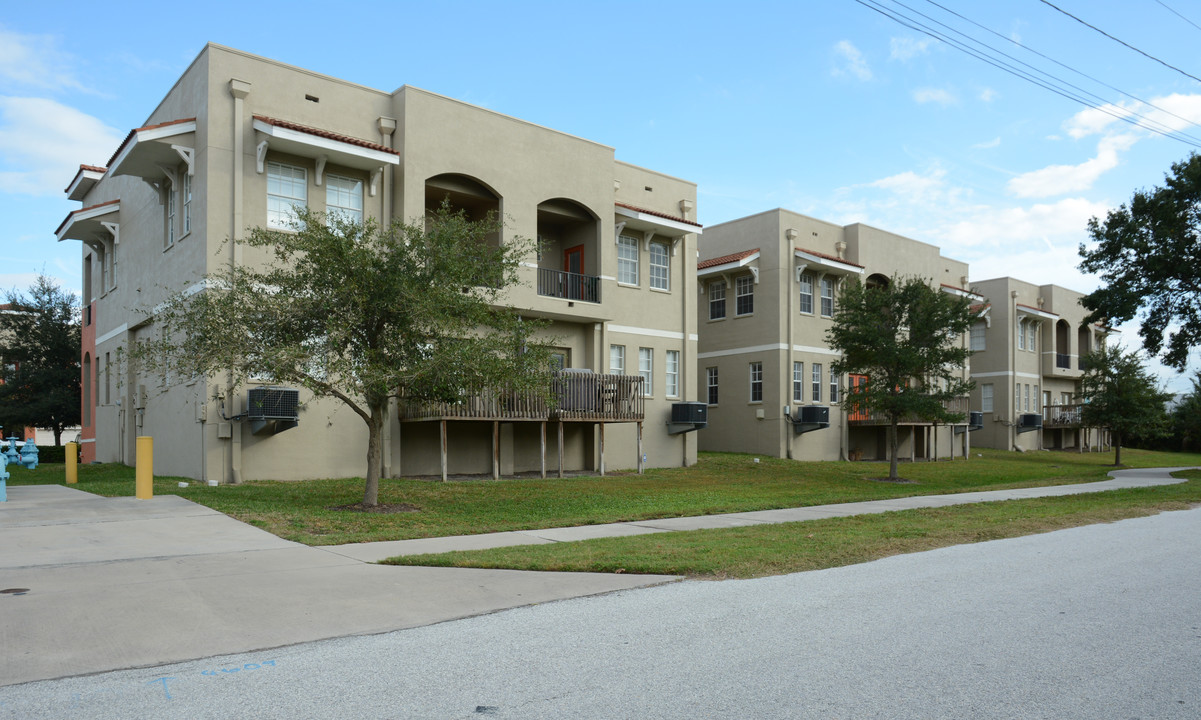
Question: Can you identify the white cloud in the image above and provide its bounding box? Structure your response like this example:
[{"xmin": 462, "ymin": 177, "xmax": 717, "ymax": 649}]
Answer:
[
  {"xmin": 912, "ymin": 87, "xmax": 956, "ymax": 106},
  {"xmin": 0, "ymin": 96, "xmax": 122, "ymax": 196},
  {"xmin": 1065, "ymin": 93, "xmax": 1201, "ymax": 139},
  {"xmin": 972, "ymin": 137, "xmax": 1001, "ymax": 149},
  {"xmin": 979, "ymin": 88, "xmax": 997, "ymax": 102},
  {"xmin": 868, "ymin": 168, "xmax": 948, "ymax": 200},
  {"xmin": 890, "ymin": 36, "xmax": 933, "ymax": 61},
  {"xmin": 0, "ymin": 26, "xmax": 88, "ymax": 93},
  {"xmin": 832, "ymin": 41, "xmax": 872, "ymax": 81},
  {"xmin": 1006, "ymin": 134, "xmax": 1137, "ymax": 198}
]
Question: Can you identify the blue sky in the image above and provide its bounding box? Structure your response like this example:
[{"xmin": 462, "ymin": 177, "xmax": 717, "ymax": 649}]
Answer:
[{"xmin": 2, "ymin": 1, "xmax": 1199, "ymax": 391}]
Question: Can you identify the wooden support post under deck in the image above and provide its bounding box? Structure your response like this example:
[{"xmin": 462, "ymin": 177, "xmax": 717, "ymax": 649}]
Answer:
[
  {"xmin": 440, "ymin": 419, "xmax": 447, "ymax": 482},
  {"xmin": 932, "ymin": 425, "xmax": 937, "ymax": 462},
  {"xmin": 540, "ymin": 421, "xmax": 546, "ymax": 479},
  {"xmin": 599, "ymin": 423, "xmax": 605, "ymax": 476},
  {"xmin": 492, "ymin": 421, "xmax": 499, "ymax": 481},
  {"xmin": 558, "ymin": 421, "xmax": 564, "ymax": 479},
  {"xmin": 637, "ymin": 421, "xmax": 644, "ymax": 475}
]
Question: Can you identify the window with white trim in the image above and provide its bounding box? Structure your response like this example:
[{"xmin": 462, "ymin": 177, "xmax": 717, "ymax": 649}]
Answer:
[
  {"xmin": 793, "ymin": 361, "xmax": 804, "ymax": 402},
  {"xmin": 707, "ymin": 366, "xmax": 719, "ymax": 405},
  {"xmin": 1015, "ymin": 384, "xmax": 1021, "ymax": 415},
  {"xmin": 749, "ymin": 362, "xmax": 763, "ymax": 402},
  {"xmin": 735, "ymin": 275, "xmax": 754, "ymax": 316},
  {"xmin": 618, "ymin": 235, "xmax": 639, "ymax": 285},
  {"xmin": 820, "ymin": 276, "xmax": 835, "ymax": 317},
  {"xmin": 267, "ymin": 161, "xmax": 307, "ymax": 229},
  {"xmin": 1034, "ymin": 384, "xmax": 1040, "ymax": 412},
  {"xmin": 665, "ymin": 350, "xmax": 680, "ymax": 397},
  {"xmin": 1017, "ymin": 319, "xmax": 1026, "ymax": 350},
  {"xmin": 970, "ymin": 322, "xmax": 987, "ymax": 351},
  {"xmin": 610, "ymin": 344, "xmax": 625, "ymax": 374},
  {"xmin": 830, "ymin": 371, "xmax": 839, "ymax": 403},
  {"xmin": 182, "ymin": 172, "xmax": 192, "ymax": 236},
  {"xmin": 1025, "ymin": 383, "xmax": 1031, "ymax": 412},
  {"xmin": 326, "ymin": 173, "xmax": 363, "ymax": 224},
  {"xmin": 799, "ymin": 272, "xmax": 813, "ymax": 314},
  {"xmin": 982, "ymin": 383, "xmax": 994, "ymax": 412},
  {"xmin": 166, "ymin": 182, "xmax": 177, "ymax": 248},
  {"xmin": 650, "ymin": 242, "xmax": 670, "ymax": 291},
  {"xmin": 709, "ymin": 281, "xmax": 726, "ymax": 320},
  {"xmin": 638, "ymin": 347, "xmax": 653, "ymax": 397},
  {"xmin": 1027, "ymin": 322, "xmax": 1037, "ymax": 353},
  {"xmin": 812, "ymin": 363, "xmax": 822, "ymax": 403}
]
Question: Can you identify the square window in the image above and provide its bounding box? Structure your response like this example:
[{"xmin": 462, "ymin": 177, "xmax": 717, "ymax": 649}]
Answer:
[
  {"xmin": 267, "ymin": 161, "xmax": 307, "ymax": 229},
  {"xmin": 618, "ymin": 235, "xmax": 639, "ymax": 285},
  {"xmin": 749, "ymin": 362, "xmax": 763, "ymax": 402},
  {"xmin": 650, "ymin": 242, "xmax": 670, "ymax": 291},
  {"xmin": 735, "ymin": 275, "xmax": 754, "ymax": 316},
  {"xmin": 638, "ymin": 347, "xmax": 653, "ymax": 397},
  {"xmin": 707, "ymin": 366, "xmax": 719, "ymax": 405},
  {"xmin": 326, "ymin": 173, "xmax": 363, "ymax": 224},
  {"xmin": 709, "ymin": 281, "xmax": 726, "ymax": 320}
]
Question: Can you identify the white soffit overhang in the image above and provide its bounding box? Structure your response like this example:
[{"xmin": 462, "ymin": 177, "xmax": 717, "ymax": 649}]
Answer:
[
  {"xmin": 109, "ymin": 119, "xmax": 197, "ymax": 181},
  {"xmin": 614, "ymin": 204, "xmax": 703, "ymax": 237},
  {"xmin": 1016, "ymin": 304, "xmax": 1058, "ymax": 322},
  {"xmin": 793, "ymin": 249, "xmax": 864, "ymax": 276},
  {"xmin": 940, "ymin": 284, "xmax": 983, "ymax": 299},
  {"xmin": 65, "ymin": 166, "xmax": 106, "ymax": 202},
  {"xmin": 252, "ymin": 118, "xmax": 400, "ymax": 172},
  {"xmin": 56, "ymin": 200, "xmax": 119, "ymax": 248},
  {"xmin": 697, "ymin": 251, "xmax": 761, "ymax": 276}
]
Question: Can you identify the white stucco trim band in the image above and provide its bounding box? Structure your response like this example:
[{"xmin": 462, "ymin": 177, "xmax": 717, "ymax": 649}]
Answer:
[{"xmin": 608, "ymin": 324, "xmax": 698, "ymax": 342}]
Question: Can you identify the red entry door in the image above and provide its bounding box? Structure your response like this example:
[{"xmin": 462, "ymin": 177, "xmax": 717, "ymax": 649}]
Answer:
[{"xmin": 564, "ymin": 245, "xmax": 584, "ymax": 275}]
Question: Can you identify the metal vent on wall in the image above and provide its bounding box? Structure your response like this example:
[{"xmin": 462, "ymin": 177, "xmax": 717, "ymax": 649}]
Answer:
[
  {"xmin": 789, "ymin": 405, "xmax": 830, "ymax": 435},
  {"xmin": 247, "ymin": 387, "xmax": 299, "ymax": 435},
  {"xmin": 668, "ymin": 402, "xmax": 708, "ymax": 434},
  {"xmin": 1017, "ymin": 413, "xmax": 1042, "ymax": 434}
]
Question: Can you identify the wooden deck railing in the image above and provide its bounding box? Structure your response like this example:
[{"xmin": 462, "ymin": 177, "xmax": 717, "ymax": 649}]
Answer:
[
  {"xmin": 847, "ymin": 395, "xmax": 971, "ymax": 425},
  {"xmin": 398, "ymin": 372, "xmax": 645, "ymax": 423}
]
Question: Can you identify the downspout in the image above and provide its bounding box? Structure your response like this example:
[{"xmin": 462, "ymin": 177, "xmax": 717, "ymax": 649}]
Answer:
[
  {"xmin": 786, "ymin": 232, "xmax": 800, "ymax": 460},
  {"xmin": 229, "ymin": 79, "xmax": 251, "ymax": 484},
  {"xmin": 378, "ymin": 116, "xmax": 397, "ymax": 478},
  {"xmin": 679, "ymin": 231, "xmax": 691, "ymax": 467},
  {"xmin": 1010, "ymin": 290, "xmax": 1018, "ymax": 452}
]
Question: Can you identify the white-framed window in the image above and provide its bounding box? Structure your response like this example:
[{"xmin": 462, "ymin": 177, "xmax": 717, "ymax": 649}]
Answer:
[
  {"xmin": 638, "ymin": 347, "xmax": 653, "ymax": 397},
  {"xmin": 820, "ymin": 276, "xmax": 835, "ymax": 317},
  {"xmin": 707, "ymin": 366, "xmax": 719, "ymax": 405},
  {"xmin": 104, "ymin": 246, "xmax": 116, "ymax": 291},
  {"xmin": 709, "ymin": 281, "xmax": 727, "ymax": 320},
  {"xmin": 799, "ymin": 272, "xmax": 814, "ymax": 314},
  {"xmin": 749, "ymin": 362, "xmax": 763, "ymax": 402},
  {"xmin": 1027, "ymin": 322, "xmax": 1037, "ymax": 353},
  {"xmin": 267, "ymin": 161, "xmax": 307, "ymax": 229},
  {"xmin": 970, "ymin": 322, "xmax": 987, "ymax": 351},
  {"xmin": 182, "ymin": 172, "xmax": 192, "ymax": 236},
  {"xmin": 104, "ymin": 351, "xmax": 111, "ymax": 404},
  {"xmin": 1034, "ymin": 384, "xmax": 1040, "ymax": 412},
  {"xmin": 166, "ymin": 182, "xmax": 177, "ymax": 248},
  {"xmin": 735, "ymin": 275, "xmax": 754, "ymax": 316},
  {"xmin": 326, "ymin": 173, "xmax": 364, "ymax": 224},
  {"xmin": 812, "ymin": 363, "xmax": 822, "ymax": 403},
  {"xmin": 1017, "ymin": 319, "xmax": 1026, "ymax": 351},
  {"xmin": 830, "ymin": 371, "xmax": 839, "ymax": 403},
  {"xmin": 1015, "ymin": 384, "xmax": 1021, "ymax": 415},
  {"xmin": 982, "ymin": 383, "xmax": 994, "ymax": 412},
  {"xmin": 1025, "ymin": 384, "xmax": 1031, "ymax": 412},
  {"xmin": 618, "ymin": 235, "xmax": 639, "ymax": 285},
  {"xmin": 650, "ymin": 242, "xmax": 670, "ymax": 291},
  {"xmin": 610, "ymin": 344, "xmax": 625, "ymax": 374},
  {"xmin": 793, "ymin": 361, "xmax": 804, "ymax": 402},
  {"xmin": 665, "ymin": 349, "xmax": 680, "ymax": 397}
]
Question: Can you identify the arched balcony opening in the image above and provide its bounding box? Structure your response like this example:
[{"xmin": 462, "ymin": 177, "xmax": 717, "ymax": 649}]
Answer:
[
  {"xmin": 424, "ymin": 173, "xmax": 502, "ymax": 250},
  {"xmin": 1077, "ymin": 325, "xmax": 1092, "ymax": 370},
  {"xmin": 536, "ymin": 198, "xmax": 600, "ymax": 303},
  {"xmin": 1055, "ymin": 319, "xmax": 1071, "ymax": 369}
]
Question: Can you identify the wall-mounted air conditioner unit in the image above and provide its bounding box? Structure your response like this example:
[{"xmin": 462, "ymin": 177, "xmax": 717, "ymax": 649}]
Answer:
[
  {"xmin": 247, "ymin": 387, "xmax": 300, "ymax": 435},
  {"xmin": 1016, "ymin": 413, "xmax": 1042, "ymax": 434},
  {"xmin": 668, "ymin": 402, "xmax": 708, "ymax": 434},
  {"xmin": 788, "ymin": 405, "xmax": 830, "ymax": 435}
]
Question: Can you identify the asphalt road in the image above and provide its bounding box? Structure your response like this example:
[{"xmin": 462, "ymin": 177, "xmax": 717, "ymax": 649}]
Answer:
[{"xmin": 3, "ymin": 506, "xmax": 1199, "ymax": 719}]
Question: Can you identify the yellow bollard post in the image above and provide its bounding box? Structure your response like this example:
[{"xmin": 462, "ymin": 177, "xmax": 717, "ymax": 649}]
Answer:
[
  {"xmin": 135, "ymin": 436, "xmax": 153, "ymax": 499},
  {"xmin": 65, "ymin": 442, "xmax": 78, "ymax": 484}
]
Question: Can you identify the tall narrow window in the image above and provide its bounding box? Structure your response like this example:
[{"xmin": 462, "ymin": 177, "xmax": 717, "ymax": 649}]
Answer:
[
  {"xmin": 981, "ymin": 384, "xmax": 993, "ymax": 412},
  {"xmin": 166, "ymin": 182, "xmax": 177, "ymax": 247},
  {"xmin": 1034, "ymin": 384, "xmax": 1040, "ymax": 412},
  {"xmin": 1025, "ymin": 384, "xmax": 1031, "ymax": 412},
  {"xmin": 182, "ymin": 172, "xmax": 192, "ymax": 235},
  {"xmin": 735, "ymin": 275, "xmax": 754, "ymax": 316},
  {"xmin": 793, "ymin": 361, "xmax": 804, "ymax": 402},
  {"xmin": 638, "ymin": 347, "xmax": 653, "ymax": 397},
  {"xmin": 1027, "ymin": 322, "xmax": 1037, "ymax": 352},
  {"xmin": 749, "ymin": 362, "xmax": 763, "ymax": 402},
  {"xmin": 820, "ymin": 277, "xmax": 835, "ymax": 317},
  {"xmin": 707, "ymin": 366, "xmax": 719, "ymax": 405},
  {"xmin": 267, "ymin": 161, "xmax": 307, "ymax": 229},
  {"xmin": 798, "ymin": 272, "xmax": 813, "ymax": 314},
  {"xmin": 1017, "ymin": 319, "xmax": 1026, "ymax": 350},
  {"xmin": 649, "ymin": 242, "xmax": 670, "ymax": 290},
  {"xmin": 830, "ymin": 371, "xmax": 839, "ymax": 403},
  {"xmin": 709, "ymin": 281, "xmax": 726, "ymax": 320},
  {"xmin": 104, "ymin": 351, "xmax": 111, "ymax": 404},
  {"xmin": 1015, "ymin": 385, "xmax": 1021, "ymax": 414},
  {"xmin": 610, "ymin": 344, "xmax": 625, "ymax": 374},
  {"xmin": 812, "ymin": 363, "xmax": 822, "ymax": 403},
  {"xmin": 326, "ymin": 173, "xmax": 363, "ymax": 224},
  {"xmin": 970, "ymin": 322, "xmax": 987, "ymax": 351},
  {"xmin": 618, "ymin": 235, "xmax": 639, "ymax": 285},
  {"xmin": 665, "ymin": 350, "xmax": 680, "ymax": 397}
]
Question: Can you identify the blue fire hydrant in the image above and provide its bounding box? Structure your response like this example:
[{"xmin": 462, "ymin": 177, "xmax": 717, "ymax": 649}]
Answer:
[
  {"xmin": 19, "ymin": 439, "xmax": 38, "ymax": 470},
  {"xmin": 0, "ymin": 450, "xmax": 8, "ymax": 502},
  {"xmin": 3, "ymin": 437, "xmax": 18, "ymax": 465}
]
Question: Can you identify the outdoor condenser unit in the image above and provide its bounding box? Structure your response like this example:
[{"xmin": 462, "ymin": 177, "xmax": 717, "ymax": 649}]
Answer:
[
  {"xmin": 1016, "ymin": 413, "xmax": 1043, "ymax": 434},
  {"xmin": 957, "ymin": 410, "xmax": 985, "ymax": 434},
  {"xmin": 790, "ymin": 405, "xmax": 830, "ymax": 435},
  {"xmin": 668, "ymin": 401, "xmax": 708, "ymax": 434},
  {"xmin": 247, "ymin": 387, "xmax": 300, "ymax": 435}
]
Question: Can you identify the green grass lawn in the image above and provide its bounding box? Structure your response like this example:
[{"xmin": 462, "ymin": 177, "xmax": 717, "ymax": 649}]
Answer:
[
  {"xmin": 6, "ymin": 448, "xmax": 1200, "ymax": 546},
  {"xmin": 383, "ymin": 469, "xmax": 1201, "ymax": 578}
]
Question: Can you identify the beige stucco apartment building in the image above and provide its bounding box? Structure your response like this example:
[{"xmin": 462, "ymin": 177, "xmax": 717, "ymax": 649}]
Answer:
[
  {"xmin": 56, "ymin": 44, "xmax": 703, "ymax": 483},
  {"xmin": 968, "ymin": 277, "xmax": 1113, "ymax": 452},
  {"xmin": 695, "ymin": 209, "xmax": 976, "ymax": 462}
]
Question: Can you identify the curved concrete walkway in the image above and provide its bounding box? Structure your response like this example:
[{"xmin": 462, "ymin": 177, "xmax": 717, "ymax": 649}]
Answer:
[{"xmin": 322, "ymin": 466, "xmax": 1198, "ymax": 562}]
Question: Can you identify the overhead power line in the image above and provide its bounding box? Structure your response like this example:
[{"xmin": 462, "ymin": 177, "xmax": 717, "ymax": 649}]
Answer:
[
  {"xmin": 1038, "ymin": 0, "xmax": 1201, "ymax": 85},
  {"xmin": 1155, "ymin": 0, "xmax": 1201, "ymax": 36}
]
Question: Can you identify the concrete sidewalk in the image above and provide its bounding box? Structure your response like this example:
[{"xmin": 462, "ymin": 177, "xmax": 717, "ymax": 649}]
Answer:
[{"xmin": 322, "ymin": 466, "xmax": 1197, "ymax": 562}]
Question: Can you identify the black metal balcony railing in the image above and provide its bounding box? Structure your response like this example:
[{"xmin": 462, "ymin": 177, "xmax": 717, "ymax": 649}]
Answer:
[
  {"xmin": 398, "ymin": 372, "xmax": 643, "ymax": 422},
  {"xmin": 1056, "ymin": 353, "xmax": 1071, "ymax": 369},
  {"xmin": 1078, "ymin": 357, "xmax": 1092, "ymax": 372},
  {"xmin": 538, "ymin": 267, "xmax": 600, "ymax": 303}
]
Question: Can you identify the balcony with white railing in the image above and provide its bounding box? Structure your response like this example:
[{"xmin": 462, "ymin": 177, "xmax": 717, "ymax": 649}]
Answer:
[{"xmin": 1043, "ymin": 403, "xmax": 1085, "ymax": 428}]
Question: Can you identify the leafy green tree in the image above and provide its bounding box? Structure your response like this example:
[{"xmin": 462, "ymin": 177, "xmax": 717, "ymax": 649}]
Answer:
[
  {"xmin": 0, "ymin": 274, "xmax": 81, "ymax": 444},
  {"xmin": 1171, "ymin": 371, "xmax": 1201, "ymax": 453},
  {"xmin": 828, "ymin": 276, "xmax": 976, "ymax": 481},
  {"xmin": 1079, "ymin": 153, "xmax": 1201, "ymax": 371},
  {"xmin": 135, "ymin": 205, "xmax": 554, "ymax": 506},
  {"xmin": 1078, "ymin": 345, "xmax": 1171, "ymax": 466}
]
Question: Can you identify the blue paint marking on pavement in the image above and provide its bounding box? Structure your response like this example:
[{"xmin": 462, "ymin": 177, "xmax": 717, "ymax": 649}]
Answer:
[{"xmin": 146, "ymin": 677, "xmax": 176, "ymax": 700}]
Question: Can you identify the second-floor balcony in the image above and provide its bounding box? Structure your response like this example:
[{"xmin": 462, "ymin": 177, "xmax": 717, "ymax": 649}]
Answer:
[
  {"xmin": 398, "ymin": 372, "xmax": 643, "ymax": 423},
  {"xmin": 847, "ymin": 396, "xmax": 971, "ymax": 425},
  {"xmin": 537, "ymin": 267, "xmax": 600, "ymax": 303},
  {"xmin": 1043, "ymin": 403, "xmax": 1085, "ymax": 427},
  {"xmin": 1056, "ymin": 353, "xmax": 1071, "ymax": 369}
]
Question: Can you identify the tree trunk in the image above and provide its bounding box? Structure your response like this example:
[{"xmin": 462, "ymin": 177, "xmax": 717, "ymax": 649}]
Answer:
[
  {"xmin": 53, "ymin": 426, "xmax": 62, "ymax": 445},
  {"xmin": 888, "ymin": 419, "xmax": 899, "ymax": 481},
  {"xmin": 362, "ymin": 403, "xmax": 386, "ymax": 506},
  {"xmin": 1113, "ymin": 430, "xmax": 1122, "ymax": 467}
]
